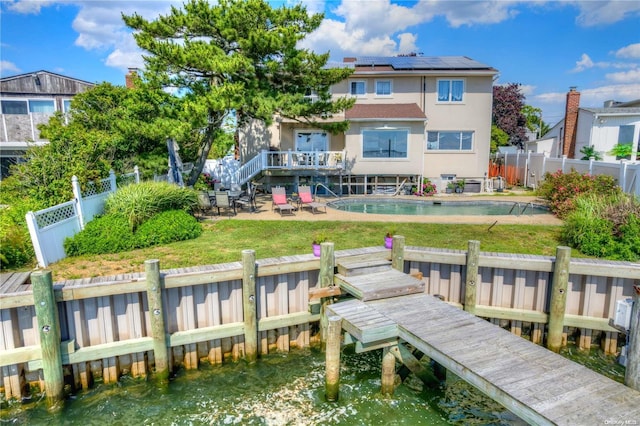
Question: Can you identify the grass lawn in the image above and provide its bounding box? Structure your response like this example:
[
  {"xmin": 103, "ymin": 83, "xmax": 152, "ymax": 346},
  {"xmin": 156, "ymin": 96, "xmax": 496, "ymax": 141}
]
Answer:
[{"xmin": 46, "ymin": 220, "xmax": 568, "ymax": 281}]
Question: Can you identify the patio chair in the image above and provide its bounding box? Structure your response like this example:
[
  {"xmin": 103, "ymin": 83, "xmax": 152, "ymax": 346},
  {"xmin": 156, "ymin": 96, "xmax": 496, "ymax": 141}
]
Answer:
[
  {"xmin": 197, "ymin": 191, "xmax": 214, "ymax": 218},
  {"xmin": 213, "ymin": 190, "xmax": 236, "ymax": 217},
  {"xmin": 235, "ymin": 182, "xmax": 257, "ymax": 212},
  {"xmin": 298, "ymin": 185, "xmax": 327, "ymax": 214},
  {"xmin": 271, "ymin": 187, "xmax": 296, "ymax": 216}
]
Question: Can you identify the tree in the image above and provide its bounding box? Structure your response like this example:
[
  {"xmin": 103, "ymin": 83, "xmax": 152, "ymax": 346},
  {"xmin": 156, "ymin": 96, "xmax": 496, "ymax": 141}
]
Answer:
[
  {"xmin": 492, "ymin": 83, "xmax": 527, "ymax": 147},
  {"xmin": 490, "ymin": 124, "xmax": 510, "ymax": 153},
  {"xmin": 3, "ymin": 82, "xmax": 192, "ymax": 207},
  {"xmin": 521, "ymin": 104, "xmax": 549, "ymax": 138},
  {"xmin": 123, "ymin": 0, "xmax": 355, "ymax": 186}
]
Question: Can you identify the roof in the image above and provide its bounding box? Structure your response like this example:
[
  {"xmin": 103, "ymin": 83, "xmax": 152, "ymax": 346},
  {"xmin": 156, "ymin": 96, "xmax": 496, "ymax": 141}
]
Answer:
[
  {"xmin": 350, "ymin": 56, "xmax": 496, "ymax": 71},
  {"xmin": 581, "ymin": 107, "xmax": 640, "ymax": 115},
  {"xmin": 345, "ymin": 103, "xmax": 426, "ymax": 121},
  {"xmin": 0, "ymin": 70, "xmax": 95, "ymax": 86}
]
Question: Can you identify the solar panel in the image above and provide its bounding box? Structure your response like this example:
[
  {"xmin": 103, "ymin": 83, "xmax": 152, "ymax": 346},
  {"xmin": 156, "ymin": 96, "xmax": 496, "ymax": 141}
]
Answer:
[{"xmin": 353, "ymin": 56, "xmax": 491, "ymax": 70}]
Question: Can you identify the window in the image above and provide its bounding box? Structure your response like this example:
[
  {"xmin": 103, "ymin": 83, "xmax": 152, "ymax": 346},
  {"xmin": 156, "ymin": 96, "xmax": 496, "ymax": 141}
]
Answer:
[
  {"xmin": 1, "ymin": 99, "xmax": 56, "ymax": 114},
  {"xmin": 427, "ymin": 131, "xmax": 473, "ymax": 151},
  {"xmin": 362, "ymin": 129, "xmax": 408, "ymax": 158},
  {"xmin": 296, "ymin": 131, "xmax": 328, "ymax": 151},
  {"xmin": 350, "ymin": 81, "xmax": 366, "ymax": 96},
  {"xmin": 1, "ymin": 100, "xmax": 28, "ymax": 114},
  {"xmin": 63, "ymin": 99, "xmax": 73, "ymax": 113},
  {"xmin": 375, "ymin": 80, "xmax": 391, "ymax": 96},
  {"xmin": 29, "ymin": 100, "xmax": 55, "ymax": 113},
  {"xmin": 437, "ymin": 79, "xmax": 464, "ymax": 102}
]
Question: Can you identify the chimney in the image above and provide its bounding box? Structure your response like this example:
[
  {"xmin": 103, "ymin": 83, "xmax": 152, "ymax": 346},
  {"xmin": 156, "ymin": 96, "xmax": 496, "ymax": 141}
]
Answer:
[
  {"xmin": 125, "ymin": 68, "xmax": 139, "ymax": 89},
  {"xmin": 343, "ymin": 57, "xmax": 356, "ymax": 63},
  {"xmin": 562, "ymin": 86, "xmax": 580, "ymax": 158}
]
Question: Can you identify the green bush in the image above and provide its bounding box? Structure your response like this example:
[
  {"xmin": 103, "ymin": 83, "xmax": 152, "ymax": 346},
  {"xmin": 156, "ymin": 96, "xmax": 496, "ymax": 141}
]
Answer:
[
  {"xmin": 561, "ymin": 194, "xmax": 640, "ymax": 261},
  {"xmin": 135, "ymin": 210, "xmax": 202, "ymax": 246},
  {"xmin": 0, "ymin": 199, "xmax": 40, "ymax": 269},
  {"xmin": 537, "ymin": 169, "xmax": 620, "ymax": 218},
  {"xmin": 64, "ymin": 214, "xmax": 137, "ymax": 256},
  {"xmin": 64, "ymin": 210, "xmax": 202, "ymax": 256},
  {"xmin": 104, "ymin": 181, "xmax": 198, "ymax": 230}
]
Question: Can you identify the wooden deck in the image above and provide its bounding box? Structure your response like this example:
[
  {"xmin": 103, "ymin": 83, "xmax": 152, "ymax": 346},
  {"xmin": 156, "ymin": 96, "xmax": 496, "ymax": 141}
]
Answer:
[{"xmin": 328, "ymin": 268, "xmax": 640, "ymax": 426}]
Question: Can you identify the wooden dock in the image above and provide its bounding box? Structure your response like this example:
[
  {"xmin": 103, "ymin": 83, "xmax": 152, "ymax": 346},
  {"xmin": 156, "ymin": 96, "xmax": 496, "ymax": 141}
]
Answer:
[{"xmin": 327, "ymin": 266, "xmax": 640, "ymax": 426}]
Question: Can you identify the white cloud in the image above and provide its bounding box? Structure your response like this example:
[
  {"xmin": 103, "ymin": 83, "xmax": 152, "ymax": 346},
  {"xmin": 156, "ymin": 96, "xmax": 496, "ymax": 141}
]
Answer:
[
  {"xmin": 518, "ymin": 84, "xmax": 536, "ymax": 97},
  {"xmin": 606, "ymin": 69, "xmax": 640, "ymax": 84},
  {"xmin": 397, "ymin": 33, "xmax": 418, "ymax": 55},
  {"xmin": 0, "ymin": 60, "xmax": 21, "ymax": 75},
  {"xmin": 572, "ymin": 53, "xmax": 595, "ymax": 72},
  {"xmin": 574, "ymin": 0, "xmax": 640, "ymax": 26},
  {"xmin": 7, "ymin": 0, "xmax": 58, "ymax": 14},
  {"xmin": 414, "ymin": 0, "xmax": 520, "ymax": 28},
  {"xmin": 615, "ymin": 43, "xmax": 640, "ymax": 59}
]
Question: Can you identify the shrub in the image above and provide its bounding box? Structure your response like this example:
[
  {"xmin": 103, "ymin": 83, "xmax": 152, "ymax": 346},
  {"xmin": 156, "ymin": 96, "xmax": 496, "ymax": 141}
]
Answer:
[
  {"xmin": 537, "ymin": 169, "xmax": 620, "ymax": 218},
  {"xmin": 64, "ymin": 214, "xmax": 136, "ymax": 256},
  {"xmin": 561, "ymin": 194, "xmax": 640, "ymax": 261},
  {"xmin": 135, "ymin": 210, "xmax": 202, "ymax": 246},
  {"xmin": 0, "ymin": 199, "xmax": 40, "ymax": 269},
  {"xmin": 105, "ymin": 181, "xmax": 198, "ymax": 230},
  {"xmin": 64, "ymin": 210, "xmax": 202, "ymax": 256}
]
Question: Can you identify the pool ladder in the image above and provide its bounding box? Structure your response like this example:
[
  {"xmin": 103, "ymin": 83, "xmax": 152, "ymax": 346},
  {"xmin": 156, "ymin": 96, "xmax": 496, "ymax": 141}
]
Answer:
[{"xmin": 508, "ymin": 202, "xmax": 534, "ymax": 216}]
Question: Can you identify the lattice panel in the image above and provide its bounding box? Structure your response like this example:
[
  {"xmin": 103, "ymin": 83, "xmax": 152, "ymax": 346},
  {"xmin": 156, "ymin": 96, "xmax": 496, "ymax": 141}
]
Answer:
[
  {"xmin": 35, "ymin": 203, "xmax": 76, "ymax": 228},
  {"xmin": 117, "ymin": 174, "xmax": 136, "ymax": 188},
  {"xmin": 83, "ymin": 179, "xmax": 111, "ymax": 197}
]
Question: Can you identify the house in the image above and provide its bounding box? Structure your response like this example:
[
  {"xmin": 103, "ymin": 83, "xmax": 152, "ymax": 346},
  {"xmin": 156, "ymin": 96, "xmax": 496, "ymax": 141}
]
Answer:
[
  {"xmin": 0, "ymin": 70, "xmax": 95, "ymax": 179},
  {"xmin": 527, "ymin": 87, "xmax": 640, "ymax": 162},
  {"xmin": 238, "ymin": 55, "xmax": 497, "ymax": 194}
]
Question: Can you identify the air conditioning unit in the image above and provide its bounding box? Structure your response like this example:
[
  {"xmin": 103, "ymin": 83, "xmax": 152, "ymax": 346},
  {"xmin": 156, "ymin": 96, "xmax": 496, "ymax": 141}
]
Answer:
[{"xmin": 613, "ymin": 298, "xmax": 633, "ymax": 330}]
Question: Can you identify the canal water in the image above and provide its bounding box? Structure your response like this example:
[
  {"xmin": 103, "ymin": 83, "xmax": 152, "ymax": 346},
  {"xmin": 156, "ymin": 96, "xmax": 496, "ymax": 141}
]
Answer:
[{"xmin": 1, "ymin": 345, "xmax": 625, "ymax": 425}]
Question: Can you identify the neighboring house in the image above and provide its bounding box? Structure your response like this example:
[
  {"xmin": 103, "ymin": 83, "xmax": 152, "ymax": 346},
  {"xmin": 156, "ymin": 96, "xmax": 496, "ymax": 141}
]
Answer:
[
  {"xmin": 0, "ymin": 70, "xmax": 95, "ymax": 179},
  {"xmin": 238, "ymin": 55, "xmax": 497, "ymax": 193},
  {"xmin": 527, "ymin": 87, "xmax": 640, "ymax": 162}
]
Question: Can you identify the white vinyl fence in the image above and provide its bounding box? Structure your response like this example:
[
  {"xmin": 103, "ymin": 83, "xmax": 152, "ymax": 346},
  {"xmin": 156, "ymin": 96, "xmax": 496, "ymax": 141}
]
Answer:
[
  {"xmin": 26, "ymin": 167, "xmax": 140, "ymax": 267},
  {"xmin": 494, "ymin": 152, "xmax": 639, "ymax": 197}
]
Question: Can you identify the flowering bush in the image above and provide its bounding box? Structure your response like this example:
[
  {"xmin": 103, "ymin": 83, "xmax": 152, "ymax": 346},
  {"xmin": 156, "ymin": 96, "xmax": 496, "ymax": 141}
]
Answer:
[
  {"xmin": 537, "ymin": 169, "xmax": 619, "ymax": 218},
  {"xmin": 193, "ymin": 173, "xmax": 219, "ymax": 190},
  {"xmin": 414, "ymin": 178, "xmax": 437, "ymax": 196}
]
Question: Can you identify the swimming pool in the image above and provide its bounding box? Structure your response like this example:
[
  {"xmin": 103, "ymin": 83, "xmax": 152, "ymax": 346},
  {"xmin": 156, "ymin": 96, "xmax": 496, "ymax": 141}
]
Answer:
[{"xmin": 327, "ymin": 198, "xmax": 550, "ymax": 216}]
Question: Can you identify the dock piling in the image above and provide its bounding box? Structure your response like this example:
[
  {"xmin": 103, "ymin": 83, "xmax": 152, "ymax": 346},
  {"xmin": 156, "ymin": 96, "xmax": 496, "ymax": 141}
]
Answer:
[
  {"xmin": 381, "ymin": 346, "xmax": 397, "ymax": 395},
  {"xmin": 391, "ymin": 235, "xmax": 405, "ymax": 271},
  {"xmin": 625, "ymin": 284, "xmax": 640, "ymax": 390},
  {"xmin": 547, "ymin": 246, "xmax": 571, "ymax": 353},
  {"xmin": 242, "ymin": 249, "xmax": 258, "ymax": 363},
  {"xmin": 32, "ymin": 270, "xmax": 64, "ymax": 408},
  {"xmin": 464, "ymin": 240, "xmax": 480, "ymax": 313},
  {"xmin": 325, "ymin": 315, "xmax": 342, "ymax": 401},
  {"xmin": 145, "ymin": 259, "xmax": 170, "ymax": 381},
  {"xmin": 319, "ymin": 242, "xmax": 335, "ymax": 344}
]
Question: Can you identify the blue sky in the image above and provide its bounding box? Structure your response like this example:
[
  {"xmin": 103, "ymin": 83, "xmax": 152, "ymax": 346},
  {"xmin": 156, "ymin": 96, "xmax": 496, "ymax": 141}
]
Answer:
[{"xmin": 1, "ymin": 0, "xmax": 639, "ymax": 126}]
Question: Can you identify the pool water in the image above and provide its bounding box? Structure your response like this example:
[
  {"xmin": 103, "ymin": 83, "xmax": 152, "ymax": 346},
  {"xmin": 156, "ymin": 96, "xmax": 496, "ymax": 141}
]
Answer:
[{"xmin": 328, "ymin": 198, "xmax": 549, "ymax": 216}]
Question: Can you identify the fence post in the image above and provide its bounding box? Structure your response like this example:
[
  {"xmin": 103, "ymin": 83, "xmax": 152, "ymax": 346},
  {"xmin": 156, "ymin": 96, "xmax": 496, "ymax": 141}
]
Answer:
[
  {"xmin": 32, "ymin": 270, "xmax": 64, "ymax": 408},
  {"xmin": 391, "ymin": 235, "xmax": 405, "ymax": 272},
  {"xmin": 325, "ymin": 315, "xmax": 342, "ymax": 402},
  {"xmin": 561, "ymin": 155, "xmax": 567, "ymax": 173},
  {"xmin": 625, "ymin": 285, "xmax": 640, "ymax": 390},
  {"xmin": 25, "ymin": 211, "xmax": 47, "ymax": 267},
  {"xmin": 319, "ymin": 242, "xmax": 335, "ymax": 344},
  {"xmin": 589, "ymin": 157, "xmax": 594, "ymax": 175},
  {"xmin": 109, "ymin": 169, "xmax": 117, "ymax": 192},
  {"xmin": 145, "ymin": 259, "xmax": 170, "ymax": 381},
  {"xmin": 465, "ymin": 240, "xmax": 480, "ymax": 314},
  {"xmin": 547, "ymin": 246, "xmax": 571, "ymax": 353},
  {"xmin": 71, "ymin": 175, "xmax": 87, "ymax": 230},
  {"xmin": 134, "ymin": 165, "xmax": 140, "ymax": 184},
  {"xmin": 242, "ymin": 249, "xmax": 258, "ymax": 363}
]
